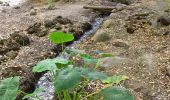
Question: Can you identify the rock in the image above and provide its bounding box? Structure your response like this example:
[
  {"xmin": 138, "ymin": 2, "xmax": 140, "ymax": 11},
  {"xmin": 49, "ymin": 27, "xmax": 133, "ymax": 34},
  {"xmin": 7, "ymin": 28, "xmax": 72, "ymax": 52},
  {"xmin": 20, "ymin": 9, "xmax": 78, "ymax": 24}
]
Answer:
[
  {"xmin": 166, "ymin": 66, "xmax": 170, "ymax": 76},
  {"xmin": 0, "ymin": 1, "xmax": 3, "ymax": 4},
  {"xmin": 114, "ymin": 40, "xmax": 129, "ymax": 48},
  {"xmin": 92, "ymin": 30, "xmax": 111, "ymax": 42},
  {"xmin": 0, "ymin": 55, "xmax": 6, "ymax": 64},
  {"xmin": 157, "ymin": 14, "xmax": 170, "ymax": 26},
  {"xmin": 49, "ymin": 29, "xmax": 57, "ymax": 33},
  {"xmin": 2, "ymin": 2, "xmax": 10, "ymax": 6},
  {"xmin": 55, "ymin": 23, "xmax": 62, "ymax": 30},
  {"xmin": 103, "ymin": 19, "xmax": 115, "ymax": 28},
  {"xmin": 13, "ymin": 6, "xmax": 20, "ymax": 9},
  {"xmin": 115, "ymin": 3, "xmax": 127, "ymax": 10},
  {"xmin": 30, "ymin": 9, "xmax": 37, "ymax": 15},
  {"xmin": 10, "ymin": 33, "xmax": 30, "ymax": 46},
  {"xmin": 35, "ymin": 27, "xmax": 48, "ymax": 37},
  {"xmin": 81, "ymin": 22, "xmax": 92, "ymax": 31},
  {"xmin": 5, "ymin": 50, "xmax": 18, "ymax": 59},
  {"xmin": 44, "ymin": 19, "xmax": 55, "ymax": 28},
  {"xmin": 111, "ymin": 0, "xmax": 134, "ymax": 5},
  {"xmin": 26, "ymin": 22, "xmax": 41, "ymax": 34},
  {"xmin": 53, "ymin": 16, "xmax": 72, "ymax": 25},
  {"xmin": 126, "ymin": 26, "xmax": 135, "ymax": 34}
]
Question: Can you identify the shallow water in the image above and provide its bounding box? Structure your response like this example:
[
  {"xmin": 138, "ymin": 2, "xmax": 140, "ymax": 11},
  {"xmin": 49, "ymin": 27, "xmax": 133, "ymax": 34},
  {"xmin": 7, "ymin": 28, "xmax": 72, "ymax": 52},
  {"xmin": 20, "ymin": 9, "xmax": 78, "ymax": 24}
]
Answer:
[{"xmin": 0, "ymin": 0, "xmax": 26, "ymax": 6}]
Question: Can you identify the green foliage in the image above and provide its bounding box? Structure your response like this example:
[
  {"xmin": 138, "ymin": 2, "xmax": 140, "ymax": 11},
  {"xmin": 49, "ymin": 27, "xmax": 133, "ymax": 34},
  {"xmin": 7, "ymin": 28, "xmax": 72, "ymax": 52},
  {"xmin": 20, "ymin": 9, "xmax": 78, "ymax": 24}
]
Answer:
[
  {"xmin": 0, "ymin": 76, "xmax": 20, "ymax": 100},
  {"xmin": 80, "ymin": 54, "xmax": 98, "ymax": 64},
  {"xmin": 99, "ymin": 53, "xmax": 114, "ymax": 58},
  {"xmin": 32, "ymin": 59, "xmax": 58, "ymax": 73},
  {"xmin": 98, "ymin": 86, "xmax": 134, "ymax": 100},
  {"xmin": 48, "ymin": 32, "xmax": 74, "ymax": 44},
  {"xmin": 102, "ymin": 75, "xmax": 129, "ymax": 84},
  {"xmin": 23, "ymin": 88, "xmax": 44, "ymax": 99}
]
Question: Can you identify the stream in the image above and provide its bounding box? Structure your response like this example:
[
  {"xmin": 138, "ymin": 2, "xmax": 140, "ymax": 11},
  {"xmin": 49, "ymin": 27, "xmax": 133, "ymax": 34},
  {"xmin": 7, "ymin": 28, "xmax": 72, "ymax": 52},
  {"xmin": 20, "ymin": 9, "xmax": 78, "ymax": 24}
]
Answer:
[{"xmin": 29, "ymin": 17, "xmax": 106, "ymax": 100}]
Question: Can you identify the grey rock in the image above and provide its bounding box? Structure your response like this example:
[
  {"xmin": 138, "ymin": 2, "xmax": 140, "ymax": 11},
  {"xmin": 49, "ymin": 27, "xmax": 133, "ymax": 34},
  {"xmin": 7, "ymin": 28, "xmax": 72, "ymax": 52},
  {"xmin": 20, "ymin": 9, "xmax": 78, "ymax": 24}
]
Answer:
[
  {"xmin": 92, "ymin": 30, "xmax": 111, "ymax": 42},
  {"xmin": 114, "ymin": 40, "xmax": 129, "ymax": 48},
  {"xmin": 157, "ymin": 13, "xmax": 170, "ymax": 26},
  {"xmin": 35, "ymin": 27, "xmax": 48, "ymax": 37},
  {"xmin": 30, "ymin": 9, "xmax": 37, "ymax": 15}
]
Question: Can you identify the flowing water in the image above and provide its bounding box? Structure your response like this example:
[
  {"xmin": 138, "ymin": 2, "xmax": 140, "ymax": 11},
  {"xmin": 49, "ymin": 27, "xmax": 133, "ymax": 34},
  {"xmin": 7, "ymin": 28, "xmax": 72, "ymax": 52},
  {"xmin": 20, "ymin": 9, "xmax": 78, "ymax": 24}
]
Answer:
[{"xmin": 29, "ymin": 17, "xmax": 106, "ymax": 100}]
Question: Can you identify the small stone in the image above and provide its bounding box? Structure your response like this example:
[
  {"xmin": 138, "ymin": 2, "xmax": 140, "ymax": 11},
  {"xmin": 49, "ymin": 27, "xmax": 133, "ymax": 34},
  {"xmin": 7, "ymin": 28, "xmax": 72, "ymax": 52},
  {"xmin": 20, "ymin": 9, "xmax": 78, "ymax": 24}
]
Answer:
[
  {"xmin": 166, "ymin": 66, "xmax": 170, "ymax": 76},
  {"xmin": 92, "ymin": 30, "xmax": 111, "ymax": 42},
  {"xmin": 5, "ymin": 50, "xmax": 18, "ymax": 59},
  {"xmin": 115, "ymin": 3, "xmax": 127, "ymax": 11},
  {"xmin": 2, "ymin": 2, "xmax": 10, "ymax": 6},
  {"xmin": 114, "ymin": 40, "xmax": 129, "ymax": 48},
  {"xmin": 13, "ymin": 6, "xmax": 20, "ymax": 9},
  {"xmin": 55, "ymin": 23, "xmax": 62, "ymax": 30},
  {"xmin": 103, "ymin": 19, "xmax": 115, "ymax": 28},
  {"xmin": 126, "ymin": 26, "xmax": 135, "ymax": 34},
  {"xmin": 157, "ymin": 14, "xmax": 170, "ymax": 26},
  {"xmin": 30, "ymin": 9, "xmax": 37, "ymax": 15},
  {"xmin": 53, "ymin": 16, "xmax": 72, "ymax": 25}
]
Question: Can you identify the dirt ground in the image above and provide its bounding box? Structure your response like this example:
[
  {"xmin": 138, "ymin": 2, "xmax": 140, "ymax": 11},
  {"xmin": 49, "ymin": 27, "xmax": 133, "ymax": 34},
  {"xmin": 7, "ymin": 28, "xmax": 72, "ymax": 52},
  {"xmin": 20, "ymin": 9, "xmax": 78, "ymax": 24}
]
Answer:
[{"xmin": 75, "ymin": 0, "xmax": 170, "ymax": 100}]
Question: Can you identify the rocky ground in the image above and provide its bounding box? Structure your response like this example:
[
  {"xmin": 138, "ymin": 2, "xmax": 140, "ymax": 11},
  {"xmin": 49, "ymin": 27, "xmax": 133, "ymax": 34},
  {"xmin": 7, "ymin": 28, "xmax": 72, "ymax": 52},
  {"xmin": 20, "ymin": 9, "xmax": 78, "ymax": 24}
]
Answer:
[
  {"xmin": 75, "ymin": 0, "xmax": 170, "ymax": 100},
  {"xmin": 0, "ymin": 0, "xmax": 170, "ymax": 100}
]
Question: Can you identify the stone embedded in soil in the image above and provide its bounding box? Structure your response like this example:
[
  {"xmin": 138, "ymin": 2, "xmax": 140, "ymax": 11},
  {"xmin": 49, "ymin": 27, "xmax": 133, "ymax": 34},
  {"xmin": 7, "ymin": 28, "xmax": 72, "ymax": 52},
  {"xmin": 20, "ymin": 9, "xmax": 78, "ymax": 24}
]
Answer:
[
  {"xmin": 157, "ymin": 13, "xmax": 170, "ymax": 26},
  {"xmin": 3, "ymin": 39, "xmax": 21, "ymax": 51},
  {"xmin": 30, "ymin": 9, "xmax": 37, "ymax": 16},
  {"xmin": 10, "ymin": 33, "xmax": 30, "ymax": 46},
  {"xmin": 103, "ymin": 19, "xmax": 115, "ymax": 28},
  {"xmin": 114, "ymin": 40, "xmax": 129, "ymax": 48},
  {"xmin": 111, "ymin": 0, "xmax": 134, "ymax": 5},
  {"xmin": 166, "ymin": 66, "xmax": 170, "ymax": 76},
  {"xmin": 92, "ymin": 30, "xmax": 111, "ymax": 42}
]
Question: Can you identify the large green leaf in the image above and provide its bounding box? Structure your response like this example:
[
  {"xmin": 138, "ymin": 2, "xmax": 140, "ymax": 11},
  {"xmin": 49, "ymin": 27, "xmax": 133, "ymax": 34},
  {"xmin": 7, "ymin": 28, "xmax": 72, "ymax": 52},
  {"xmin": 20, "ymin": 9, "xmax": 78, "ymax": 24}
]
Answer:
[
  {"xmin": 0, "ymin": 76, "xmax": 20, "ymax": 100},
  {"xmin": 52, "ymin": 57, "xmax": 70, "ymax": 65},
  {"xmin": 54, "ymin": 67, "xmax": 82, "ymax": 92},
  {"xmin": 48, "ymin": 32, "xmax": 74, "ymax": 44},
  {"xmin": 23, "ymin": 88, "xmax": 44, "ymax": 99},
  {"xmin": 80, "ymin": 54, "xmax": 98, "ymax": 64},
  {"xmin": 102, "ymin": 75, "xmax": 129, "ymax": 84},
  {"xmin": 32, "ymin": 59, "xmax": 58, "ymax": 72},
  {"xmin": 84, "ymin": 70, "xmax": 108, "ymax": 80},
  {"xmin": 98, "ymin": 86, "xmax": 134, "ymax": 100}
]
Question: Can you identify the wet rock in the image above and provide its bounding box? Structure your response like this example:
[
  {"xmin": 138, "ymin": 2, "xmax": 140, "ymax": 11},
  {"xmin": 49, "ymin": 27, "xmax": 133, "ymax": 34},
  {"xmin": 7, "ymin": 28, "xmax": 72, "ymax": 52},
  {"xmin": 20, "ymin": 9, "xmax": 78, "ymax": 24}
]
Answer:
[
  {"xmin": 157, "ymin": 14, "xmax": 170, "ymax": 26},
  {"xmin": 30, "ymin": 9, "xmax": 37, "ymax": 15},
  {"xmin": 44, "ymin": 19, "xmax": 55, "ymax": 28},
  {"xmin": 92, "ymin": 30, "xmax": 111, "ymax": 42},
  {"xmin": 5, "ymin": 50, "xmax": 18, "ymax": 59},
  {"xmin": 53, "ymin": 16, "xmax": 72, "ymax": 25},
  {"xmin": 26, "ymin": 22, "xmax": 41, "ymax": 34},
  {"xmin": 114, "ymin": 40, "xmax": 129, "ymax": 48},
  {"xmin": 103, "ymin": 19, "xmax": 115, "ymax": 28},
  {"xmin": 81, "ymin": 22, "xmax": 92, "ymax": 31},
  {"xmin": 35, "ymin": 27, "xmax": 48, "ymax": 37},
  {"xmin": 10, "ymin": 33, "xmax": 30, "ymax": 46}
]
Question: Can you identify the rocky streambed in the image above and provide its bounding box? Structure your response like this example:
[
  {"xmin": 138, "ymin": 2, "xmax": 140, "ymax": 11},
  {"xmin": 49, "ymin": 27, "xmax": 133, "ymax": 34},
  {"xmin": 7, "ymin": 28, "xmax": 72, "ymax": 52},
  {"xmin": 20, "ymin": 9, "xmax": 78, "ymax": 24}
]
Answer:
[{"xmin": 0, "ymin": 0, "xmax": 170, "ymax": 100}]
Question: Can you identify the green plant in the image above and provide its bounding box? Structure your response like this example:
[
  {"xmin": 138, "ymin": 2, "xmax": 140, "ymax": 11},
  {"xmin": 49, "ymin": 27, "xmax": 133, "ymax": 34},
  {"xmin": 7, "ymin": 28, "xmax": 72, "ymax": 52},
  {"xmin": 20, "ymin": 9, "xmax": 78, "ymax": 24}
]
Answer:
[{"xmin": 48, "ymin": 32, "xmax": 74, "ymax": 51}]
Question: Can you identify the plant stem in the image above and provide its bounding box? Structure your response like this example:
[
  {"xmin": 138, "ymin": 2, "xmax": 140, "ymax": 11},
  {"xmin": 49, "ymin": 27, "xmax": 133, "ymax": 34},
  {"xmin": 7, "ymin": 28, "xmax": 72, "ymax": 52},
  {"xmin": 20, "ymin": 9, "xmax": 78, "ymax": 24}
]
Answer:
[{"xmin": 57, "ymin": 92, "xmax": 62, "ymax": 100}]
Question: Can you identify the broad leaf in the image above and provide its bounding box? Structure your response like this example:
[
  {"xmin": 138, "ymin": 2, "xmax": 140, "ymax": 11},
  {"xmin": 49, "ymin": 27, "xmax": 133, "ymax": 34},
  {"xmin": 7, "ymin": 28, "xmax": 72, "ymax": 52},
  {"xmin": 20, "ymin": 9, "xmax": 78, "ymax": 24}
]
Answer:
[
  {"xmin": 98, "ymin": 86, "xmax": 134, "ymax": 100},
  {"xmin": 0, "ymin": 76, "xmax": 20, "ymax": 100},
  {"xmin": 80, "ymin": 54, "xmax": 98, "ymax": 64},
  {"xmin": 52, "ymin": 57, "xmax": 69, "ymax": 65},
  {"xmin": 54, "ymin": 67, "xmax": 82, "ymax": 92},
  {"xmin": 23, "ymin": 88, "xmax": 44, "ymax": 99},
  {"xmin": 48, "ymin": 32, "xmax": 74, "ymax": 44},
  {"xmin": 32, "ymin": 59, "xmax": 57, "ymax": 72},
  {"xmin": 84, "ymin": 70, "xmax": 108, "ymax": 80},
  {"xmin": 102, "ymin": 75, "xmax": 129, "ymax": 84}
]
